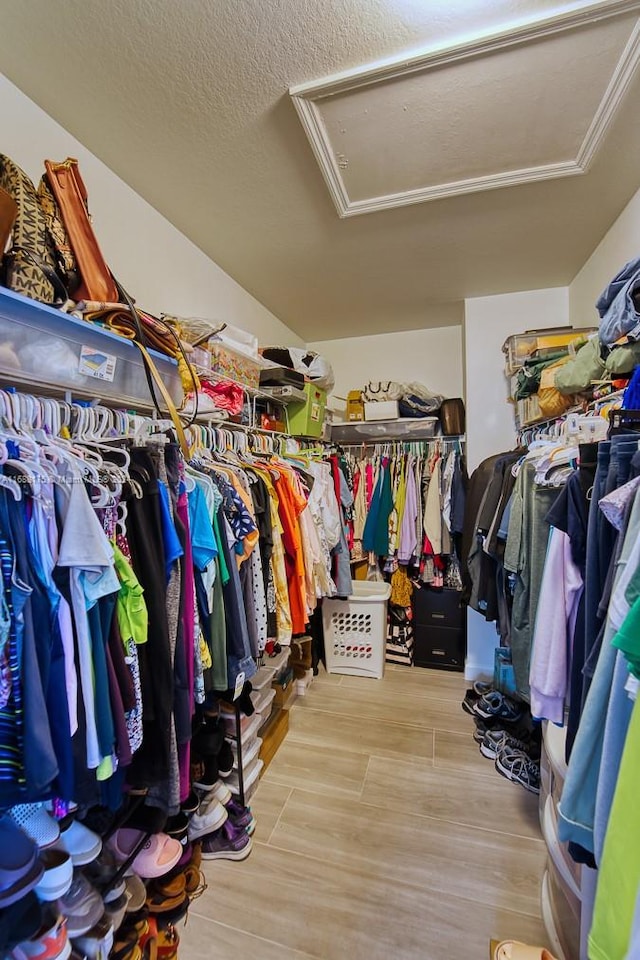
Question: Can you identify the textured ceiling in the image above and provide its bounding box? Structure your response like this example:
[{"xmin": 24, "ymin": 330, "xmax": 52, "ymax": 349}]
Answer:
[{"xmin": 2, "ymin": 0, "xmax": 640, "ymax": 340}]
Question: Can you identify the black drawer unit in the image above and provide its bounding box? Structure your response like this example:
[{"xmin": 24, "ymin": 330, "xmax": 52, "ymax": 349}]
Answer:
[
  {"xmin": 412, "ymin": 587, "xmax": 466, "ymax": 671},
  {"xmin": 412, "ymin": 585, "xmax": 464, "ymax": 628}
]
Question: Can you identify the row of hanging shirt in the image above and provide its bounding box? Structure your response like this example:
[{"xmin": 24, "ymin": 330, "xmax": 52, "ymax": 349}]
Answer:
[
  {"xmin": 487, "ymin": 410, "xmax": 640, "ymax": 959},
  {"xmin": 0, "ymin": 390, "xmax": 349, "ymax": 817},
  {"xmin": 342, "ymin": 438, "xmax": 466, "ymax": 589}
]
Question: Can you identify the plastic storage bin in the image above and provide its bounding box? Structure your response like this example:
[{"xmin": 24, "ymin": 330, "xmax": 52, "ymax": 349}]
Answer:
[
  {"xmin": 331, "ymin": 418, "xmax": 439, "ymax": 444},
  {"xmin": 502, "ymin": 327, "xmax": 597, "ymax": 376},
  {"xmin": 322, "ymin": 581, "xmax": 391, "ymax": 679},
  {"xmin": 0, "ymin": 287, "xmax": 183, "ymax": 409}
]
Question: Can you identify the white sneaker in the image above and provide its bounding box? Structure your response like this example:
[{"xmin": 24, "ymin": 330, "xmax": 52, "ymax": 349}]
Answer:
[
  {"xmin": 208, "ymin": 780, "xmax": 232, "ymax": 807},
  {"xmin": 187, "ymin": 798, "xmax": 228, "ymax": 842}
]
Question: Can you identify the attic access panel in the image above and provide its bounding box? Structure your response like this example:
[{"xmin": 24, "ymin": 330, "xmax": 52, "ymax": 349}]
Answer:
[{"xmin": 290, "ymin": 1, "xmax": 640, "ymax": 216}]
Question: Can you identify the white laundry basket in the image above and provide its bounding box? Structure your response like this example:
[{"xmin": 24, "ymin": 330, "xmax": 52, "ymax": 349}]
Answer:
[{"xmin": 322, "ymin": 581, "xmax": 392, "ymax": 679}]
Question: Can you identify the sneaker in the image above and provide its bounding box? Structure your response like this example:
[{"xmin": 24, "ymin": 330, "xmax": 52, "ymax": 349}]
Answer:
[
  {"xmin": 104, "ymin": 892, "xmax": 129, "ymax": 933},
  {"xmin": 472, "ymin": 718, "xmax": 495, "ymax": 743},
  {"xmin": 217, "ymin": 741, "xmax": 234, "ymax": 779},
  {"xmin": 204, "ymin": 781, "xmax": 232, "ymax": 807},
  {"xmin": 70, "ymin": 916, "xmax": 114, "ymax": 960},
  {"xmin": 81, "ymin": 849, "xmax": 125, "ymax": 904},
  {"xmin": 191, "ymin": 755, "xmax": 218, "ymax": 792},
  {"xmin": 472, "ymin": 680, "xmax": 493, "ymax": 697},
  {"xmin": 10, "ymin": 806, "xmax": 60, "ymax": 850},
  {"xmin": 56, "ymin": 873, "xmax": 103, "ymax": 938},
  {"xmin": 54, "ymin": 821, "xmax": 102, "ymax": 867},
  {"xmin": 179, "ymin": 792, "xmax": 199, "ymax": 816},
  {"xmin": 200, "ymin": 821, "xmax": 253, "ymax": 861},
  {"xmin": 495, "ymin": 752, "xmax": 541, "ymax": 794},
  {"xmin": 472, "ymin": 691, "xmax": 524, "ymax": 723},
  {"xmin": 461, "ymin": 689, "xmax": 479, "ymax": 716},
  {"xmin": 12, "ymin": 912, "xmax": 71, "ymax": 960},
  {"xmin": 480, "ymin": 730, "xmax": 533, "ymax": 761},
  {"xmin": 225, "ymin": 799, "xmax": 255, "ymax": 836},
  {"xmin": 187, "ymin": 799, "xmax": 228, "ymax": 842}
]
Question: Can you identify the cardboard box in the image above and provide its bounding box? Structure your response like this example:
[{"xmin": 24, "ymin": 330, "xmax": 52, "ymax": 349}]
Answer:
[
  {"xmin": 290, "ymin": 636, "xmax": 312, "ymax": 670},
  {"xmin": 347, "ymin": 390, "xmax": 364, "ymax": 421},
  {"xmin": 364, "ymin": 400, "xmax": 399, "ymax": 421},
  {"xmin": 273, "ymin": 666, "xmax": 295, "ymax": 709}
]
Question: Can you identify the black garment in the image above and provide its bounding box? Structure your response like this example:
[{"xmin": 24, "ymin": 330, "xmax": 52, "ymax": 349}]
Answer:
[
  {"xmin": 307, "ymin": 605, "xmax": 325, "ymax": 673},
  {"xmin": 460, "ymin": 453, "xmax": 505, "ymax": 606},
  {"xmin": 545, "ymin": 452, "xmax": 595, "ymax": 762},
  {"xmin": 125, "ymin": 448, "xmax": 173, "ymax": 788},
  {"xmin": 475, "ymin": 452, "xmax": 523, "ymax": 623},
  {"xmin": 248, "ymin": 473, "xmax": 277, "ymax": 638},
  {"xmin": 215, "ymin": 504, "xmax": 255, "ymax": 689}
]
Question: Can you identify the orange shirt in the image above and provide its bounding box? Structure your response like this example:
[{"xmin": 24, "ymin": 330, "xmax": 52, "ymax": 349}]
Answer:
[{"xmin": 273, "ymin": 467, "xmax": 308, "ymax": 635}]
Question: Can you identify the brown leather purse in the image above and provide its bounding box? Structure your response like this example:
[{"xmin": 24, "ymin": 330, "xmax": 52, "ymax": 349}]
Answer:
[
  {"xmin": 0, "ymin": 186, "xmax": 17, "ymax": 255},
  {"xmin": 439, "ymin": 398, "xmax": 466, "ymax": 436},
  {"xmin": 43, "ymin": 158, "xmax": 118, "ymax": 303},
  {"xmin": 83, "ymin": 303, "xmax": 180, "ymax": 358}
]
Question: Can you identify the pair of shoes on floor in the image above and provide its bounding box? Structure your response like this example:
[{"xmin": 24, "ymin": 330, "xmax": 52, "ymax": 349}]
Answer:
[
  {"xmin": 461, "ymin": 680, "xmax": 493, "ymax": 715},
  {"xmin": 472, "ymin": 690, "xmax": 525, "ymax": 724},
  {"xmin": 192, "ymin": 780, "xmax": 256, "ymax": 837},
  {"xmin": 200, "ymin": 819, "xmax": 253, "ymax": 861},
  {"xmin": 480, "ymin": 729, "xmax": 542, "ymax": 794},
  {"xmin": 479, "ymin": 727, "xmax": 541, "ymax": 762},
  {"xmin": 494, "ymin": 751, "xmax": 541, "ymax": 795}
]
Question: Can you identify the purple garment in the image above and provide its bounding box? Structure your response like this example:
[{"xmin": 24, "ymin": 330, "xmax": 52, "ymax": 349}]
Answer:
[
  {"xmin": 398, "ymin": 462, "xmax": 418, "ymax": 564},
  {"xmin": 105, "ymin": 645, "xmax": 132, "ymax": 768},
  {"xmin": 176, "ymin": 491, "xmax": 195, "ymax": 803}
]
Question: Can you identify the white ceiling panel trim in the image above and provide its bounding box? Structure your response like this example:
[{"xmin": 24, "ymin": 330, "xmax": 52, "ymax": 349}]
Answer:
[{"xmin": 290, "ymin": 0, "xmax": 640, "ymax": 218}]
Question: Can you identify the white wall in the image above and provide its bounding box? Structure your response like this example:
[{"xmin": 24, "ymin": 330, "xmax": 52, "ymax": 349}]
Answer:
[
  {"xmin": 463, "ymin": 286, "xmax": 569, "ymax": 680},
  {"xmin": 464, "ymin": 287, "xmax": 569, "ymax": 472},
  {"xmin": 0, "ymin": 75, "xmax": 302, "ymax": 346},
  {"xmin": 308, "ymin": 325, "xmax": 464, "ymax": 408},
  {"xmin": 570, "ymin": 184, "xmax": 640, "ymax": 329}
]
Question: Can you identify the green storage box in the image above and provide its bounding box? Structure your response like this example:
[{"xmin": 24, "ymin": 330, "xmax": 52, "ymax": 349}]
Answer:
[{"xmin": 287, "ymin": 382, "xmax": 327, "ymax": 438}]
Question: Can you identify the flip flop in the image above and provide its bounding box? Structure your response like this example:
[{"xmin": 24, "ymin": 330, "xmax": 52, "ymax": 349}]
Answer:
[
  {"xmin": 0, "ymin": 817, "xmax": 43, "ymax": 908},
  {"xmin": 108, "ymin": 831, "xmax": 182, "ymax": 880},
  {"xmin": 492, "ymin": 940, "xmax": 558, "ymax": 960}
]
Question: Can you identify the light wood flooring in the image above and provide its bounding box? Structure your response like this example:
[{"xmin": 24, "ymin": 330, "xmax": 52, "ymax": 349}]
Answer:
[{"xmin": 181, "ymin": 665, "xmax": 549, "ymax": 959}]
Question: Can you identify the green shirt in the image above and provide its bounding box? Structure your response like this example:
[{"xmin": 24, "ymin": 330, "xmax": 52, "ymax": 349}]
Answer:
[{"xmin": 113, "ymin": 544, "xmax": 148, "ymax": 645}]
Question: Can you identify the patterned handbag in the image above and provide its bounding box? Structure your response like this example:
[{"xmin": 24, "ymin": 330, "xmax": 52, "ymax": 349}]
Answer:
[{"xmin": 0, "ymin": 154, "xmax": 67, "ymax": 304}]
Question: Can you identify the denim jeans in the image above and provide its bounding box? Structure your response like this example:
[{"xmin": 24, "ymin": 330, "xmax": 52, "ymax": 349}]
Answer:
[{"xmin": 559, "ymin": 489, "xmax": 640, "ymax": 855}]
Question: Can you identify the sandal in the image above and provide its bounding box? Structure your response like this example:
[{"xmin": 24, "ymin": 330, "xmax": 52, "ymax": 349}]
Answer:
[
  {"xmin": 138, "ymin": 916, "xmax": 158, "ymax": 960},
  {"xmin": 492, "ymin": 940, "xmax": 558, "ymax": 960},
  {"xmin": 156, "ymin": 924, "xmax": 179, "ymax": 960}
]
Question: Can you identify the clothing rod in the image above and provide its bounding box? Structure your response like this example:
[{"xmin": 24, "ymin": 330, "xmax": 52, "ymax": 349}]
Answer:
[{"xmin": 339, "ymin": 437, "xmax": 464, "ymax": 448}]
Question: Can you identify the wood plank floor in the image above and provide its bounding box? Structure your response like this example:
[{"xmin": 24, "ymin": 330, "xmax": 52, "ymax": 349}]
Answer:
[{"xmin": 181, "ymin": 665, "xmax": 550, "ymax": 959}]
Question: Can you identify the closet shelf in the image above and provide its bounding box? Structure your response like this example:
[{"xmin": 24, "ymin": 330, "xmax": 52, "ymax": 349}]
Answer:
[
  {"xmin": 188, "ymin": 414, "xmax": 330, "ymax": 445},
  {"xmin": 332, "ymin": 419, "xmax": 462, "ymax": 444},
  {"xmin": 0, "ymin": 287, "xmax": 183, "ymax": 412},
  {"xmin": 193, "ymin": 365, "xmax": 306, "ymax": 405}
]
